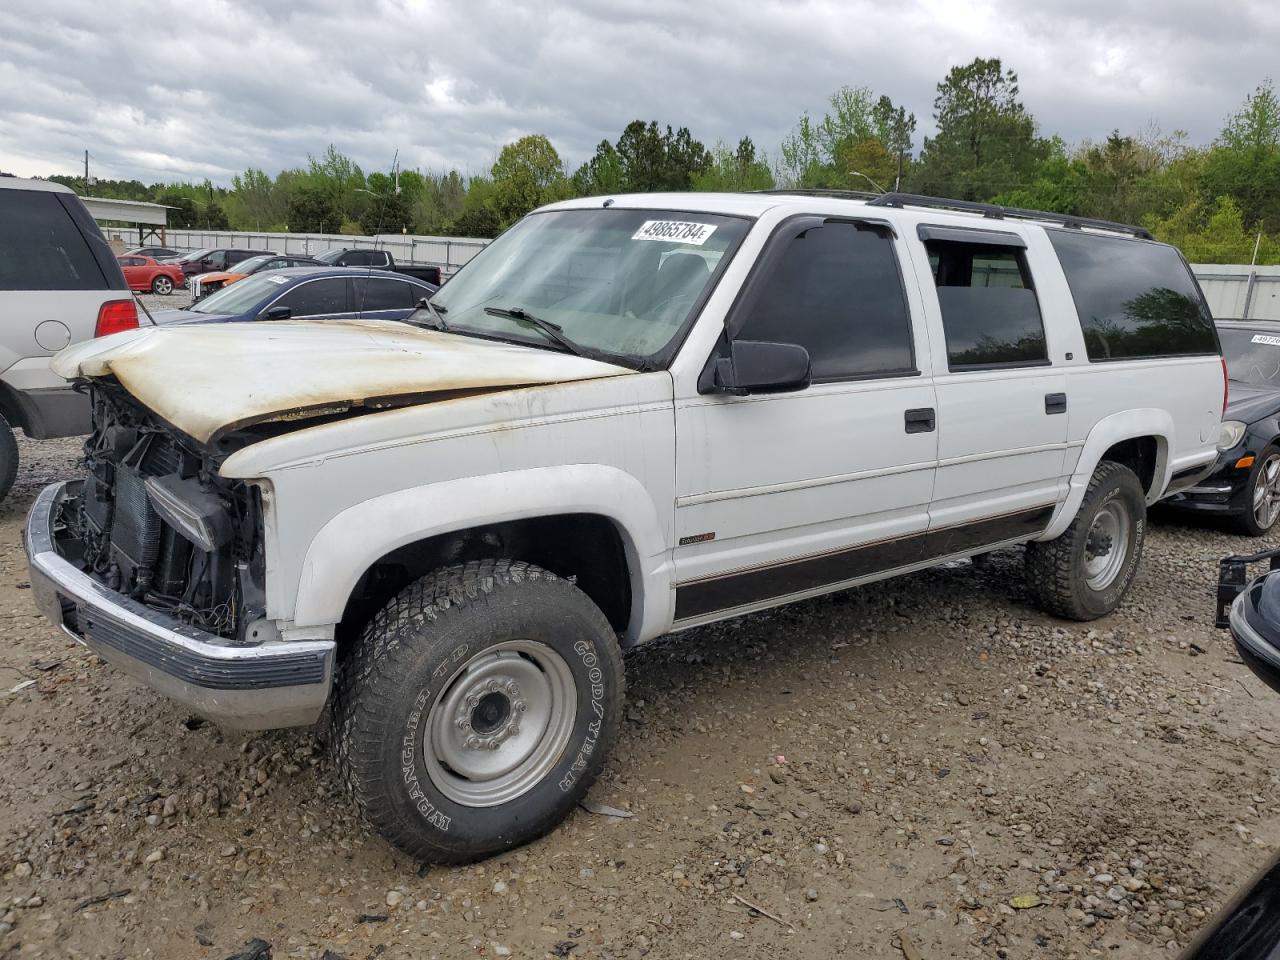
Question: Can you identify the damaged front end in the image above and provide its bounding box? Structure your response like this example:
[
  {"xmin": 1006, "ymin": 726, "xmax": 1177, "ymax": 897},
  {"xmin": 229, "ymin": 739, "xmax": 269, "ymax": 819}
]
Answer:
[
  {"xmin": 70, "ymin": 383, "xmax": 265, "ymax": 641},
  {"xmin": 25, "ymin": 382, "xmax": 333, "ymax": 729}
]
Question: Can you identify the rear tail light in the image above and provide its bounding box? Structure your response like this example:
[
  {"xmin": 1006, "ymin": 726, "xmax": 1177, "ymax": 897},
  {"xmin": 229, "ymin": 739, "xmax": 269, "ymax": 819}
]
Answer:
[
  {"xmin": 1222, "ymin": 357, "xmax": 1230, "ymax": 415},
  {"xmin": 95, "ymin": 299, "xmax": 139, "ymax": 337}
]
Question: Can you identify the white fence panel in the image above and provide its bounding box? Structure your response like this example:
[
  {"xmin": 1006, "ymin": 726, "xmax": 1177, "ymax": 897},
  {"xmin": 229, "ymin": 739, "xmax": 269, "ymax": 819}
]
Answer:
[{"xmin": 1192, "ymin": 264, "xmax": 1280, "ymax": 321}]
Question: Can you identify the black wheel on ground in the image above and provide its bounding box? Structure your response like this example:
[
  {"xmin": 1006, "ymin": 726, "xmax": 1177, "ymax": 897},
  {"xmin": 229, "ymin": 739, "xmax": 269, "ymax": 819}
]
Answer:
[
  {"xmin": 151, "ymin": 275, "xmax": 174, "ymax": 295},
  {"xmin": 330, "ymin": 559, "xmax": 625, "ymax": 863},
  {"xmin": 0, "ymin": 414, "xmax": 19, "ymax": 503},
  {"xmin": 1231, "ymin": 444, "xmax": 1280, "ymax": 537},
  {"xmin": 1024, "ymin": 460, "xmax": 1146, "ymax": 621}
]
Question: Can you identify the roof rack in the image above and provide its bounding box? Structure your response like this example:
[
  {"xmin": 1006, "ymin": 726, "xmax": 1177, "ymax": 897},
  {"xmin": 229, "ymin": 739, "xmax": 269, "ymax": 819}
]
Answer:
[
  {"xmin": 865, "ymin": 192, "xmax": 1153, "ymax": 240},
  {"xmin": 753, "ymin": 188, "xmax": 881, "ymax": 201}
]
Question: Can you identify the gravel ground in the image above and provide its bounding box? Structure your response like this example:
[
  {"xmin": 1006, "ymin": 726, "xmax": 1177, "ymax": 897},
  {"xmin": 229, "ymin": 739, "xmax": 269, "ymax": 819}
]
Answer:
[{"xmin": 2, "ymin": 426, "xmax": 1280, "ymax": 958}]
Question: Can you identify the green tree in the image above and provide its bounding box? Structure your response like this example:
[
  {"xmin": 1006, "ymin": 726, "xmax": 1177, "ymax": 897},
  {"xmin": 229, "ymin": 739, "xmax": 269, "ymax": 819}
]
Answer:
[
  {"xmin": 572, "ymin": 140, "xmax": 625, "ymax": 196},
  {"xmin": 451, "ymin": 176, "xmax": 502, "ymax": 238},
  {"xmin": 1146, "ymin": 195, "xmax": 1279, "ymax": 264},
  {"xmin": 612, "ymin": 121, "xmax": 711, "ymax": 192},
  {"xmin": 489, "ymin": 134, "xmax": 572, "ymax": 227},
  {"xmin": 916, "ymin": 57, "xmax": 1049, "ymax": 200},
  {"xmin": 692, "ymin": 137, "xmax": 775, "ymax": 192},
  {"xmin": 778, "ymin": 87, "xmax": 915, "ymax": 190},
  {"xmin": 1202, "ymin": 79, "xmax": 1280, "ymax": 233},
  {"xmin": 287, "ymin": 184, "xmax": 342, "ymax": 233}
]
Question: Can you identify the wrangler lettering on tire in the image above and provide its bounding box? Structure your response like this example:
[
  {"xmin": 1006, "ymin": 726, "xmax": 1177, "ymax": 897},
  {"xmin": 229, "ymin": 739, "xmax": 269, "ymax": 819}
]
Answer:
[{"xmin": 330, "ymin": 560, "xmax": 624, "ymax": 863}]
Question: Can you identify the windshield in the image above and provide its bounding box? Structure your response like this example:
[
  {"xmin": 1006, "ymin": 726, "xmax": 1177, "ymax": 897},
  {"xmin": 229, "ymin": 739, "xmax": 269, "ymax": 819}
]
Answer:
[
  {"xmin": 233, "ymin": 255, "xmax": 274, "ymax": 274},
  {"xmin": 190, "ymin": 273, "xmax": 288, "ymax": 315},
  {"xmin": 430, "ymin": 208, "xmax": 750, "ymax": 365},
  {"xmin": 1222, "ymin": 326, "xmax": 1280, "ymax": 388},
  {"xmin": 315, "ymin": 249, "xmax": 344, "ymax": 264},
  {"xmin": 178, "ymin": 248, "xmax": 214, "ymax": 263}
]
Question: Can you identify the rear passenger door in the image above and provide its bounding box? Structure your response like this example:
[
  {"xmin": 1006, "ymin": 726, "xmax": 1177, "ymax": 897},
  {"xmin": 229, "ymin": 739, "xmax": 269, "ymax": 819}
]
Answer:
[
  {"xmin": 913, "ymin": 225, "xmax": 1067, "ymax": 549},
  {"xmin": 672, "ymin": 217, "xmax": 939, "ymax": 623},
  {"xmin": 352, "ymin": 276, "xmax": 419, "ymax": 319},
  {"xmin": 270, "ymin": 277, "xmax": 349, "ymax": 319}
]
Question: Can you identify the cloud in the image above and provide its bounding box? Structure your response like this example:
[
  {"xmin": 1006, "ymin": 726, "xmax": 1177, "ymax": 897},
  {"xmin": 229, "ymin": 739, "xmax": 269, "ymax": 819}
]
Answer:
[{"xmin": 0, "ymin": 0, "xmax": 1273, "ymax": 184}]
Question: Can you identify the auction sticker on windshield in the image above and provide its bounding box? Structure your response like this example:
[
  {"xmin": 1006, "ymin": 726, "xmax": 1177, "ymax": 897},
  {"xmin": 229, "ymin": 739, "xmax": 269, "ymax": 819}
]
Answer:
[
  {"xmin": 632, "ymin": 220, "xmax": 718, "ymax": 245},
  {"xmin": 1252, "ymin": 334, "xmax": 1280, "ymax": 346}
]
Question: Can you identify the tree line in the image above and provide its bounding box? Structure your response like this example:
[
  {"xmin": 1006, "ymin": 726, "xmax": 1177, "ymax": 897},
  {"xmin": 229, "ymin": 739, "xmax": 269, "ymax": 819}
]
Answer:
[{"xmin": 46, "ymin": 57, "xmax": 1280, "ymax": 264}]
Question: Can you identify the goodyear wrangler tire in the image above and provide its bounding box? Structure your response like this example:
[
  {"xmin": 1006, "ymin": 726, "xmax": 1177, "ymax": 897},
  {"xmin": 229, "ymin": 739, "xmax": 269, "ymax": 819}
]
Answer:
[
  {"xmin": 331, "ymin": 560, "xmax": 625, "ymax": 863},
  {"xmin": 1024, "ymin": 461, "xmax": 1146, "ymax": 621}
]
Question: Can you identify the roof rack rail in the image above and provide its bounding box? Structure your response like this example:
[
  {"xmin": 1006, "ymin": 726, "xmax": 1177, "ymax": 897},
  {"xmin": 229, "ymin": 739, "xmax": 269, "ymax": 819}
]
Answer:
[
  {"xmin": 753, "ymin": 188, "xmax": 881, "ymax": 201},
  {"xmin": 865, "ymin": 192, "xmax": 1153, "ymax": 240}
]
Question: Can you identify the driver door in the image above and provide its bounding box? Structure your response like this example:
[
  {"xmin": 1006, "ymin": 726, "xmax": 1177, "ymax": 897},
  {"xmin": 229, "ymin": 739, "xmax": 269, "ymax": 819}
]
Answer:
[{"xmin": 671, "ymin": 217, "xmax": 939, "ymax": 624}]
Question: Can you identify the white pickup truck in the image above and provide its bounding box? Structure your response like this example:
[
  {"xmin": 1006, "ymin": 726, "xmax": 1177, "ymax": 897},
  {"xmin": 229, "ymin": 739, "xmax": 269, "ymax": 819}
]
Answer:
[{"xmin": 26, "ymin": 190, "xmax": 1225, "ymax": 862}]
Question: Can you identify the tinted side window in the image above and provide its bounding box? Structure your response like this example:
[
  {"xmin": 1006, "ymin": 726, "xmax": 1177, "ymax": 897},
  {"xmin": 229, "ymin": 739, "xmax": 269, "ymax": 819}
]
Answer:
[
  {"xmin": 1048, "ymin": 231, "xmax": 1217, "ymax": 361},
  {"xmin": 0, "ymin": 190, "xmax": 106, "ymax": 290},
  {"xmin": 927, "ymin": 241, "xmax": 1048, "ymax": 369},
  {"xmin": 277, "ymin": 278, "xmax": 348, "ymax": 316},
  {"xmin": 734, "ymin": 221, "xmax": 914, "ymax": 380},
  {"xmin": 341, "ymin": 250, "xmax": 370, "ymax": 266},
  {"xmin": 355, "ymin": 277, "xmax": 415, "ymax": 311}
]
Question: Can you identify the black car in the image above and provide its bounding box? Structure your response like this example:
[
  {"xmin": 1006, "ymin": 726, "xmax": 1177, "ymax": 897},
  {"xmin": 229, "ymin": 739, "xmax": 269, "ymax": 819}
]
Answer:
[{"xmin": 1165, "ymin": 319, "xmax": 1280, "ymax": 536}]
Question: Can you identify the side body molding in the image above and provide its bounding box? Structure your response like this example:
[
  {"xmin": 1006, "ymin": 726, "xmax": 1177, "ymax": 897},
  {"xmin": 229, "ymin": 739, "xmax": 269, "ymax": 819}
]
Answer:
[
  {"xmin": 1037, "ymin": 408, "xmax": 1173, "ymax": 541},
  {"xmin": 291, "ymin": 464, "xmax": 674, "ymax": 643}
]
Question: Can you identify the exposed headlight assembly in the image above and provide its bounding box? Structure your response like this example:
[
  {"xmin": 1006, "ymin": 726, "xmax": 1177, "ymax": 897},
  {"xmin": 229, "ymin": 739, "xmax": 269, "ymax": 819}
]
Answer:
[
  {"xmin": 144, "ymin": 474, "xmax": 232, "ymax": 552},
  {"xmin": 1218, "ymin": 420, "xmax": 1248, "ymax": 451}
]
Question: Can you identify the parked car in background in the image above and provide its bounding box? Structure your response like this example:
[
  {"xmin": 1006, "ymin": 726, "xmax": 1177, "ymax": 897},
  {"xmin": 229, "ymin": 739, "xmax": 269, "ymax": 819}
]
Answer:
[
  {"xmin": 188, "ymin": 253, "xmax": 325, "ymax": 300},
  {"xmin": 118, "ymin": 254, "xmax": 185, "ymax": 295},
  {"xmin": 316, "ymin": 247, "xmax": 442, "ymax": 285},
  {"xmin": 1165, "ymin": 319, "xmax": 1280, "ymax": 535},
  {"xmin": 147, "ymin": 267, "xmax": 437, "ymax": 324},
  {"xmin": 124, "ymin": 246, "xmax": 180, "ymax": 260},
  {"xmin": 174, "ymin": 247, "xmax": 267, "ymax": 279},
  {"xmin": 26, "ymin": 191, "xmax": 1224, "ymax": 862},
  {"xmin": 0, "ymin": 176, "xmax": 137, "ymax": 500}
]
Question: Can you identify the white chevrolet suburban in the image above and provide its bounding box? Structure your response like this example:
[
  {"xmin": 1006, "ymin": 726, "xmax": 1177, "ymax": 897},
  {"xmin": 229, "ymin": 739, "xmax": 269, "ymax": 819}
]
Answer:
[{"xmin": 25, "ymin": 191, "xmax": 1225, "ymax": 862}]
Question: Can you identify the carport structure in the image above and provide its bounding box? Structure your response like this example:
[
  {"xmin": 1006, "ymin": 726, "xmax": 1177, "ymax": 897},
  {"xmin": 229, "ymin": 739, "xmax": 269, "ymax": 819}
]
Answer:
[{"xmin": 78, "ymin": 196, "xmax": 172, "ymax": 248}]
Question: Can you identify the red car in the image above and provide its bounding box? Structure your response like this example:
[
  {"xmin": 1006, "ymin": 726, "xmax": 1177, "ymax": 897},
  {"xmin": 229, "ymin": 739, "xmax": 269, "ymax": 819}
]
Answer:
[{"xmin": 117, "ymin": 255, "xmax": 185, "ymax": 296}]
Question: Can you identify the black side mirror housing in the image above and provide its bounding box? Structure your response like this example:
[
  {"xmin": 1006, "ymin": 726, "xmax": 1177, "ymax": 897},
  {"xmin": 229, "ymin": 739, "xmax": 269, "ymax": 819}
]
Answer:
[
  {"xmin": 263, "ymin": 306, "xmax": 292, "ymax": 321},
  {"xmin": 713, "ymin": 340, "xmax": 811, "ymax": 395}
]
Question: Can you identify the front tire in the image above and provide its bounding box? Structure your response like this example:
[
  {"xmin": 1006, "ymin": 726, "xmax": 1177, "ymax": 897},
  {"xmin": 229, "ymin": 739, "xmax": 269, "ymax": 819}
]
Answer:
[
  {"xmin": 1024, "ymin": 461, "xmax": 1146, "ymax": 621},
  {"xmin": 151, "ymin": 275, "xmax": 174, "ymax": 295},
  {"xmin": 331, "ymin": 560, "xmax": 625, "ymax": 863},
  {"xmin": 0, "ymin": 414, "xmax": 18, "ymax": 502},
  {"xmin": 1232, "ymin": 445, "xmax": 1280, "ymax": 537}
]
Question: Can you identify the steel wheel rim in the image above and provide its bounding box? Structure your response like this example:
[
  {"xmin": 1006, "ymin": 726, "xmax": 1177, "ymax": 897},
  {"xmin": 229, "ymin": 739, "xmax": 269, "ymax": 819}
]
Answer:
[
  {"xmin": 1083, "ymin": 501, "xmax": 1130, "ymax": 591},
  {"xmin": 424, "ymin": 639, "xmax": 577, "ymax": 808},
  {"xmin": 1253, "ymin": 454, "xmax": 1280, "ymax": 530},
  {"xmin": 154, "ymin": 277, "xmax": 172, "ymax": 294}
]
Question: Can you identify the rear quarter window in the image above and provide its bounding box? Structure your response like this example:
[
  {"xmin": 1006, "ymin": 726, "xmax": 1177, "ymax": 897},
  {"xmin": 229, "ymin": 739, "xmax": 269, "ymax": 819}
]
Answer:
[
  {"xmin": 0, "ymin": 190, "xmax": 107, "ymax": 290},
  {"xmin": 1048, "ymin": 230, "xmax": 1217, "ymax": 361}
]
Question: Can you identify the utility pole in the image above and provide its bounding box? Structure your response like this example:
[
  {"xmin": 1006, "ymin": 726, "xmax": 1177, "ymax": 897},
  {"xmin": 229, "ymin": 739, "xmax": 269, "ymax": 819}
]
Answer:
[{"xmin": 83, "ymin": 150, "xmax": 88, "ymax": 187}]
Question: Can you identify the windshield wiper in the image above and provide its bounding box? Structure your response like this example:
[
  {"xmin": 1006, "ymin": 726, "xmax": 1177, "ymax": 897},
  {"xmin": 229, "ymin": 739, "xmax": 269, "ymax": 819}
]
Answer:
[
  {"xmin": 483, "ymin": 306, "xmax": 592, "ymax": 358},
  {"xmin": 391, "ymin": 296, "xmax": 449, "ymax": 331}
]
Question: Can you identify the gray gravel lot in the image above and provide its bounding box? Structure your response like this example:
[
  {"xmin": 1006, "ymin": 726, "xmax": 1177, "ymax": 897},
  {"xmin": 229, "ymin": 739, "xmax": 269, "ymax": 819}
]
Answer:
[{"xmin": 1, "ymin": 419, "xmax": 1278, "ymax": 958}]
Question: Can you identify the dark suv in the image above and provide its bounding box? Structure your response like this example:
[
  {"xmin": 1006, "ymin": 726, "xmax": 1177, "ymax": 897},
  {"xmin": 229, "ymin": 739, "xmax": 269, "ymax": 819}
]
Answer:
[{"xmin": 174, "ymin": 247, "xmax": 269, "ymax": 278}]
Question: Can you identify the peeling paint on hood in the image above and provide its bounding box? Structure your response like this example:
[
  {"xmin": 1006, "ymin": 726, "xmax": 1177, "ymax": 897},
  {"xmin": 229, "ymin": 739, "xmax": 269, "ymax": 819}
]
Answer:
[{"xmin": 52, "ymin": 319, "xmax": 633, "ymax": 443}]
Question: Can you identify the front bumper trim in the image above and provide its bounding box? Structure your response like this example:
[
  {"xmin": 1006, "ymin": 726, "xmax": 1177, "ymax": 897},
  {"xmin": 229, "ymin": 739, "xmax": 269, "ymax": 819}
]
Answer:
[
  {"xmin": 1229, "ymin": 584, "xmax": 1280, "ymax": 697},
  {"xmin": 24, "ymin": 480, "xmax": 334, "ymax": 729}
]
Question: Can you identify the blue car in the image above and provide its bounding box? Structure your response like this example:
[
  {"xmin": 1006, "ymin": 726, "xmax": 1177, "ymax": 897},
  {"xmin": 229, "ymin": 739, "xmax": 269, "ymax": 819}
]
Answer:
[{"xmin": 148, "ymin": 268, "xmax": 439, "ymax": 325}]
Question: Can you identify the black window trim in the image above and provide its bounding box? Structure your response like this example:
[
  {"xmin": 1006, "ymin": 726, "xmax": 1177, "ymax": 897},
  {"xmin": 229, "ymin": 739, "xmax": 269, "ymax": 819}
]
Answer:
[
  {"xmin": 925, "ymin": 238, "xmax": 1051, "ymax": 373},
  {"xmin": 917, "ymin": 223, "xmax": 1027, "ymax": 248},
  {"xmin": 701, "ymin": 213, "xmax": 918, "ymax": 393}
]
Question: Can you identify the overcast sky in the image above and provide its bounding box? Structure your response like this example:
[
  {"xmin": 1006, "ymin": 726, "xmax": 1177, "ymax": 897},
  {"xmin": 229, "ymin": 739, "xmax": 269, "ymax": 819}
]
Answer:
[{"xmin": 0, "ymin": 0, "xmax": 1275, "ymax": 186}]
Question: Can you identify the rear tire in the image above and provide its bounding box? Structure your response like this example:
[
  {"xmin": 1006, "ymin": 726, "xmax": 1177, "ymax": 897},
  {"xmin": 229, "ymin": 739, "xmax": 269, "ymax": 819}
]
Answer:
[
  {"xmin": 1231, "ymin": 445, "xmax": 1280, "ymax": 538},
  {"xmin": 1024, "ymin": 461, "xmax": 1146, "ymax": 621},
  {"xmin": 0, "ymin": 415, "xmax": 17, "ymax": 503},
  {"xmin": 151, "ymin": 275, "xmax": 174, "ymax": 295},
  {"xmin": 331, "ymin": 560, "xmax": 625, "ymax": 863}
]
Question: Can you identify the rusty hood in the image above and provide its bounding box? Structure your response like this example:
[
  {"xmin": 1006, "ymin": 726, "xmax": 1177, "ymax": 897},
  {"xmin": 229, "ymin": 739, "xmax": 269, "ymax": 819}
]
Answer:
[{"xmin": 51, "ymin": 318, "xmax": 633, "ymax": 444}]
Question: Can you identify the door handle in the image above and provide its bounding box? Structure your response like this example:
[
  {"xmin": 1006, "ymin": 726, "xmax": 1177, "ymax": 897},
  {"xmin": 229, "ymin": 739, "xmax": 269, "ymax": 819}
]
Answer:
[
  {"xmin": 904, "ymin": 407, "xmax": 936, "ymax": 433},
  {"xmin": 1045, "ymin": 392, "xmax": 1067, "ymax": 415}
]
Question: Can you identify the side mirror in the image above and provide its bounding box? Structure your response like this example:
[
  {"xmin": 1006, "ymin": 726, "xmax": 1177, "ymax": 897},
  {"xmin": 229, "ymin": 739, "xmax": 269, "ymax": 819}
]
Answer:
[
  {"xmin": 713, "ymin": 340, "xmax": 811, "ymax": 395},
  {"xmin": 262, "ymin": 306, "xmax": 292, "ymax": 321}
]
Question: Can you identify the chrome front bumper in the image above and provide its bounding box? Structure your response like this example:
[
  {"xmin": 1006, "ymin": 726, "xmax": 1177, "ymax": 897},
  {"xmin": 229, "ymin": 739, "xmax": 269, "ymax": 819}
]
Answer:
[{"xmin": 24, "ymin": 481, "xmax": 334, "ymax": 729}]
